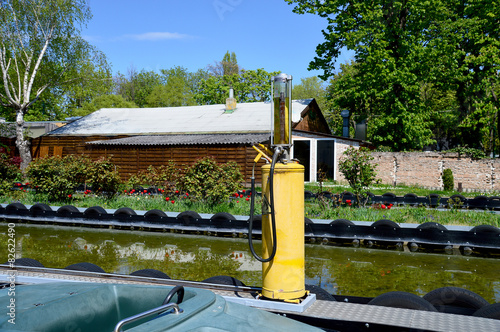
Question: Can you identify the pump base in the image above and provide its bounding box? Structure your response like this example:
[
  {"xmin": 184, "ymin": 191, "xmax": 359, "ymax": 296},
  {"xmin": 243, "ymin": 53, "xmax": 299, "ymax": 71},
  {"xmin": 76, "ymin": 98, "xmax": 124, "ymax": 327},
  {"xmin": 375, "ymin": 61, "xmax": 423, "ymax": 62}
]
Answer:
[{"xmin": 222, "ymin": 293, "xmax": 316, "ymax": 313}]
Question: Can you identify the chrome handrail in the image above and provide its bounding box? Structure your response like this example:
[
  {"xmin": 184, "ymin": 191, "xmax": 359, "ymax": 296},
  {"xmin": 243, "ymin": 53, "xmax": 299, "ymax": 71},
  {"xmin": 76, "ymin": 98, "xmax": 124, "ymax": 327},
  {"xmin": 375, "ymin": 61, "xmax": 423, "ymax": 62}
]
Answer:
[{"xmin": 114, "ymin": 302, "xmax": 182, "ymax": 332}]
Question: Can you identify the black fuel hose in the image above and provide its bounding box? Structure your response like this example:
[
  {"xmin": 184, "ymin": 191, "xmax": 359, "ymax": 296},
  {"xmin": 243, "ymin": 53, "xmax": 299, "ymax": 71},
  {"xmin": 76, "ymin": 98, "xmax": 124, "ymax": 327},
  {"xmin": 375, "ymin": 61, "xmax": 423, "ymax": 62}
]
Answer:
[{"xmin": 248, "ymin": 149, "xmax": 280, "ymax": 262}]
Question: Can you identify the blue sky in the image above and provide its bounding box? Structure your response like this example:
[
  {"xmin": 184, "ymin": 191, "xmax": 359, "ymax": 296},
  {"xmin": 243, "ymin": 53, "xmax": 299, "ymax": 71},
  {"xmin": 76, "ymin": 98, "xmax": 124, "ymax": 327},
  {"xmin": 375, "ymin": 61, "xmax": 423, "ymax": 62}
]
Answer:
[{"xmin": 82, "ymin": 0, "xmax": 354, "ymax": 83}]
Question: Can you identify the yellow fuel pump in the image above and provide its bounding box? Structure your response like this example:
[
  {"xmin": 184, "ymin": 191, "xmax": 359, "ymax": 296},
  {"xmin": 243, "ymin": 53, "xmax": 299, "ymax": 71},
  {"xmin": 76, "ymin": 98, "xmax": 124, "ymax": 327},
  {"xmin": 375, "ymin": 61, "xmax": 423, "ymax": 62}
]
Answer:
[{"xmin": 248, "ymin": 73, "xmax": 306, "ymax": 302}]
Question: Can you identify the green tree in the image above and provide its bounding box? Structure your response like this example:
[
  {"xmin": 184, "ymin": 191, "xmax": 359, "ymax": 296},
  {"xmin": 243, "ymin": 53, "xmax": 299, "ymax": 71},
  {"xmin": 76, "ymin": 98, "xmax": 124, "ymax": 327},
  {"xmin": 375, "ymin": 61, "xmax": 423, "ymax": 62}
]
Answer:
[
  {"xmin": 75, "ymin": 94, "xmax": 138, "ymax": 117},
  {"xmin": 147, "ymin": 66, "xmax": 198, "ymax": 107},
  {"xmin": 0, "ymin": 0, "xmax": 108, "ymax": 170},
  {"xmin": 292, "ymin": 76, "xmax": 326, "ymax": 104},
  {"xmin": 338, "ymin": 147, "xmax": 377, "ymax": 206},
  {"xmin": 286, "ymin": 1, "xmax": 438, "ymax": 150},
  {"xmin": 427, "ymin": 2, "xmax": 500, "ymax": 154},
  {"xmin": 287, "ymin": 0, "xmax": 500, "ymax": 153},
  {"xmin": 208, "ymin": 51, "xmax": 239, "ymax": 76},
  {"xmin": 115, "ymin": 68, "xmax": 163, "ymax": 108},
  {"xmin": 197, "ymin": 69, "xmax": 279, "ymax": 105}
]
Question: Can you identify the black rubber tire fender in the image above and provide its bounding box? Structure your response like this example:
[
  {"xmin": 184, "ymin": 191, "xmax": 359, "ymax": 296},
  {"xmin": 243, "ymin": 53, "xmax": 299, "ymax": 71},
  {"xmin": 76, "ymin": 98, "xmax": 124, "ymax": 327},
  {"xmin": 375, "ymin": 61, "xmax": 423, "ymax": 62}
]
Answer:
[
  {"xmin": 113, "ymin": 207, "xmax": 137, "ymax": 216},
  {"xmin": 368, "ymin": 291, "xmax": 437, "ymax": 311},
  {"xmin": 6, "ymin": 202, "xmax": 27, "ymax": 212},
  {"xmin": 64, "ymin": 262, "xmax": 105, "ymax": 273},
  {"xmin": 130, "ymin": 268, "xmax": 170, "ymax": 279},
  {"xmin": 382, "ymin": 192, "xmax": 396, "ymax": 198},
  {"xmin": 177, "ymin": 210, "xmax": 201, "ymax": 224},
  {"xmin": 144, "ymin": 209, "xmax": 167, "ymax": 221},
  {"xmin": 449, "ymin": 194, "xmax": 466, "ymax": 202},
  {"xmin": 305, "ymin": 284, "xmax": 336, "ymax": 301},
  {"xmin": 473, "ymin": 302, "xmax": 500, "ymax": 320},
  {"xmin": 371, "ymin": 219, "xmax": 400, "ymax": 229},
  {"xmin": 57, "ymin": 205, "xmax": 80, "ymax": 216},
  {"xmin": 202, "ymin": 275, "xmax": 246, "ymax": 287},
  {"xmin": 423, "ymin": 286, "xmax": 489, "ymax": 310},
  {"xmin": 248, "ymin": 214, "xmax": 262, "ymax": 229},
  {"xmin": 416, "ymin": 222, "xmax": 447, "ymax": 231},
  {"xmin": 330, "ymin": 218, "xmax": 354, "ymax": 226},
  {"xmin": 83, "ymin": 206, "xmax": 107, "ymax": 216},
  {"xmin": 7, "ymin": 258, "xmax": 44, "ymax": 267},
  {"xmin": 210, "ymin": 212, "xmax": 236, "ymax": 223},
  {"xmin": 29, "ymin": 203, "xmax": 52, "ymax": 213},
  {"xmin": 470, "ymin": 225, "xmax": 500, "ymax": 234}
]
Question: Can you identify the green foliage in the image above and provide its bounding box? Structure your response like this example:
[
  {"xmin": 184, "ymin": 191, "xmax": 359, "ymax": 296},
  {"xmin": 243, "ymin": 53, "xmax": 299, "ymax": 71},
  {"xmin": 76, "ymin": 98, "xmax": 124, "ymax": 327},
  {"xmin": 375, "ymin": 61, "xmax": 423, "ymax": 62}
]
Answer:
[
  {"xmin": 292, "ymin": 76, "xmax": 328, "ymax": 112},
  {"xmin": 338, "ymin": 147, "xmax": 377, "ymax": 205},
  {"xmin": 127, "ymin": 163, "xmax": 180, "ymax": 193},
  {"xmin": 0, "ymin": 150, "xmax": 21, "ymax": 196},
  {"xmin": 286, "ymin": 0, "xmax": 500, "ymax": 152},
  {"xmin": 114, "ymin": 69, "xmax": 163, "ymax": 108},
  {"xmin": 442, "ymin": 168, "xmax": 454, "ymax": 191},
  {"xmin": 26, "ymin": 155, "xmax": 89, "ymax": 201},
  {"xmin": 179, "ymin": 157, "xmax": 243, "ymax": 204},
  {"xmin": 75, "ymin": 94, "xmax": 138, "ymax": 116},
  {"xmin": 207, "ymin": 51, "xmax": 240, "ymax": 77},
  {"xmin": 85, "ymin": 157, "xmax": 122, "ymax": 198},
  {"xmin": 445, "ymin": 145, "xmax": 487, "ymax": 160},
  {"xmin": 0, "ymin": 0, "xmax": 111, "ymax": 169},
  {"xmin": 26, "ymin": 155, "xmax": 121, "ymax": 201},
  {"xmin": 196, "ymin": 69, "xmax": 279, "ymax": 104}
]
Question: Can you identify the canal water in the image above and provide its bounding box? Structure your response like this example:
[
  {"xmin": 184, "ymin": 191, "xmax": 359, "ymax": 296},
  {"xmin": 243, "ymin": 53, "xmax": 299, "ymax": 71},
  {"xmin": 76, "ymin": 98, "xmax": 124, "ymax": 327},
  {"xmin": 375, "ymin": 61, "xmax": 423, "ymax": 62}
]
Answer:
[{"xmin": 1, "ymin": 223, "xmax": 499, "ymax": 303}]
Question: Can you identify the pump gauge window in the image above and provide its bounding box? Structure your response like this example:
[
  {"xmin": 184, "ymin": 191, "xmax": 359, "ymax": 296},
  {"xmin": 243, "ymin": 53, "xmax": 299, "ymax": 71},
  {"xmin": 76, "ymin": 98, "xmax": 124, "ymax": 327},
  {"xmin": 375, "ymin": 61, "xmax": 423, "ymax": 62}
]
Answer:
[{"xmin": 271, "ymin": 73, "xmax": 292, "ymax": 147}]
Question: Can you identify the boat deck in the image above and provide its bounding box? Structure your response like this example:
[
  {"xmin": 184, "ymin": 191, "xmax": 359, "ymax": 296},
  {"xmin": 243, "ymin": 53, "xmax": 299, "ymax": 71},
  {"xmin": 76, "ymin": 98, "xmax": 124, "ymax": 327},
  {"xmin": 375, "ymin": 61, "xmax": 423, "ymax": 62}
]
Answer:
[{"xmin": 2, "ymin": 265, "xmax": 499, "ymax": 332}]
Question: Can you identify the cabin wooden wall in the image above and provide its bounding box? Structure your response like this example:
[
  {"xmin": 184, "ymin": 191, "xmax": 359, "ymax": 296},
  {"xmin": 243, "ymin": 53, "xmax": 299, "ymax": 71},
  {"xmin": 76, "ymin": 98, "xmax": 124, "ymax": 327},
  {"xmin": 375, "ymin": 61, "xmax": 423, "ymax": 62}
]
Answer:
[{"xmin": 32, "ymin": 136, "xmax": 266, "ymax": 185}]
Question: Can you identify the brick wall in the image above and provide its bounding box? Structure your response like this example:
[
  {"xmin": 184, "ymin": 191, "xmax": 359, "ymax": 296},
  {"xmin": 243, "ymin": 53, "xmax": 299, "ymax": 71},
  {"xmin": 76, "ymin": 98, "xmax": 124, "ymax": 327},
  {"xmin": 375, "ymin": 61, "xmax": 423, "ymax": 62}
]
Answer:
[{"xmin": 369, "ymin": 152, "xmax": 499, "ymax": 192}]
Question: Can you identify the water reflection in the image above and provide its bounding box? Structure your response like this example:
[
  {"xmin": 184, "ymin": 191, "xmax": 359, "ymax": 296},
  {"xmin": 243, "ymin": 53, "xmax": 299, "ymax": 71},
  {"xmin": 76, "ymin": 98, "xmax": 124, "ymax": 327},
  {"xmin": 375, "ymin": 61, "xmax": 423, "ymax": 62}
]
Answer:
[{"xmin": 1, "ymin": 223, "xmax": 499, "ymax": 303}]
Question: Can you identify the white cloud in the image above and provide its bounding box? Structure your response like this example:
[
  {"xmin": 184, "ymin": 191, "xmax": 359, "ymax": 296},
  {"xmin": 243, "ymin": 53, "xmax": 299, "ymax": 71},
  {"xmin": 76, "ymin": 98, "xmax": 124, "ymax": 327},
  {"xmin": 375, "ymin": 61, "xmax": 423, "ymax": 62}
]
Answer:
[{"xmin": 124, "ymin": 32, "xmax": 192, "ymax": 41}]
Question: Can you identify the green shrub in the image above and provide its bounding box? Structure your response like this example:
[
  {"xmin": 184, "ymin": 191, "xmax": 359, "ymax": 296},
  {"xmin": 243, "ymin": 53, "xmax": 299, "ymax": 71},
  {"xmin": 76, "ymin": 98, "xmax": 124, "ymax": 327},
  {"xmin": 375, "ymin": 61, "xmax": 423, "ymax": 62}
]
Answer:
[
  {"xmin": 445, "ymin": 145, "xmax": 486, "ymax": 160},
  {"xmin": 338, "ymin": 147, "xmax": 378, "ymax": 206},
  {"xmin": 179, "ymin": 157, "xmax": 243, "ymax": 204},
  {"xmin": 127, "ymin": 163, "xmax": 179, "ymax": 193},
  {"xmin": 85, "ymin": 157, "xmax": 122, "ymax": 198},
  {"xmin": 442, "ymin": 168, "xmax": 454, "ymax": 191},
  {"xmin": 0, "ymin": 150, "xmax": 21, "ymax": 196},
  {"xmin": 27, "ymin": 155, "xmax": 122, "ymax": 201},
  {"xmin": 27, "ymin": 155, "xmax": 89, "ymax": 201}
]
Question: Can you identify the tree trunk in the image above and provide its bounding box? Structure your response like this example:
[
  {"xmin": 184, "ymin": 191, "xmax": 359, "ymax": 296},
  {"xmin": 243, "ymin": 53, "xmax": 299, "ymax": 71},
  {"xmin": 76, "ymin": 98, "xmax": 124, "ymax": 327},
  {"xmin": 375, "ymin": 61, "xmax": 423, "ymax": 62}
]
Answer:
[{"xmin": 15, "ymin": 110, "xmax": 32, "ymax": 172}]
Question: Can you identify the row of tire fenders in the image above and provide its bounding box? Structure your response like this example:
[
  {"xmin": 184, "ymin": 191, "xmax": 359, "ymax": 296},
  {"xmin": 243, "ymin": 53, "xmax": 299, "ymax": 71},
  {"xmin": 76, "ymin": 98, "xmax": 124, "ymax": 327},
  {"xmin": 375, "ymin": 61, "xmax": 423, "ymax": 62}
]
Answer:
[
  {"xmin": 4, "ymin": 257, "xmax": 500, "ymax": 321},
  {"xmin": 2, "ymin": 202, "xmax": 500, "ymax": 257}
]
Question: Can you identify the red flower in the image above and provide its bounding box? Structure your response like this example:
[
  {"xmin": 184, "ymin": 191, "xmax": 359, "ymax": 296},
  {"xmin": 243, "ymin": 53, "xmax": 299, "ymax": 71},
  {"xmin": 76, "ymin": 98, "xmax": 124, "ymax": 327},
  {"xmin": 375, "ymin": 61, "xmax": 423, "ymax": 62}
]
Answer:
[
  {"xmin": 381, "ymin": 204, "xmax": 386, "ymax": 209},
  {"xmin": 143, "ymin": 190, "xmax": 147, "ymax": 193},
  {"xmin": 246, "ymin": 197, "xmax": 249, "ymax": 201},
  {"xmin": 236, "ymin": 200, "xmax": 239, "ymax": 203},
  {"xmin": 346, "ymin": 199, "xmax": 351, "ymax": 204},
  {"xmin": 175, "ymin": 190, "xmax": 179, "ymax": 194},
  {"xmin": 239, "ymin": 194, "xmax": 243, "ymax": 198},
  {"xmin": 185, "ymin": 193, "xmax": 189, "ymax": 196},
  {"xmin": 68, "ymin": 194, "xmax": 72, "ymax": 198},
  {"xmin": 165, "ymin": 197, "xmax": 170, "ymax": 201},
  {"xmin": 171, "ymin": 200, "xmax": 175, "ymax": 204}
]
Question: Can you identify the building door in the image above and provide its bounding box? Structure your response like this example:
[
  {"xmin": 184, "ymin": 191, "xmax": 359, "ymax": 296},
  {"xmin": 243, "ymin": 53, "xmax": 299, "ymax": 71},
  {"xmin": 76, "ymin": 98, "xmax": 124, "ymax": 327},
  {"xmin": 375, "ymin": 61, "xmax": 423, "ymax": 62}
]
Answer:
[
  {"xmin": 317, "ymin": 140, "xmax": 335, "ymax": 180},
  {"xmin": 292, "ymin": 140, "xmax": 310, "ymax": 182}
]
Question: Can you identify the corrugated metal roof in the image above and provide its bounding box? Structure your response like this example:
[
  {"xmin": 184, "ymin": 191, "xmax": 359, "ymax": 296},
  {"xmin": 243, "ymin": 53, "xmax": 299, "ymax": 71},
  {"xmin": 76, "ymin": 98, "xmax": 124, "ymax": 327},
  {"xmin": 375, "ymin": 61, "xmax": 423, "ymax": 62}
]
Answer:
[
  {"xmin": 87, "ymin": 133, "xmax": 270, "ymax": 146},
  {"xmin": 48, "ymin": 99, "xmax": 313, "ymax": 136}
]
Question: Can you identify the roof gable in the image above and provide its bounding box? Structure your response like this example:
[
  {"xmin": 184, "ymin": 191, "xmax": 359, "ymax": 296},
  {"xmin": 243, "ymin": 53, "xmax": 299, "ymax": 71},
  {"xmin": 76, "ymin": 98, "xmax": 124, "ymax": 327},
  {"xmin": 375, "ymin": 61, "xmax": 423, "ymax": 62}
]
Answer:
[{"xmin": 48, "ymin": 99, "xmax": 317, "ymax": 136}]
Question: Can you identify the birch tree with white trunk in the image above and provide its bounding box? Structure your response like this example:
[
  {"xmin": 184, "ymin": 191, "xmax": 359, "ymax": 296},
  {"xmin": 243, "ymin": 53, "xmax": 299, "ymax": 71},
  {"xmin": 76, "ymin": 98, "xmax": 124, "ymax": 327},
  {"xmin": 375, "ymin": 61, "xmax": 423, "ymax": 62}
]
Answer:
[{"xmin": 0, "ymin": 0, "xmax": 99, "ymax": 171}]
